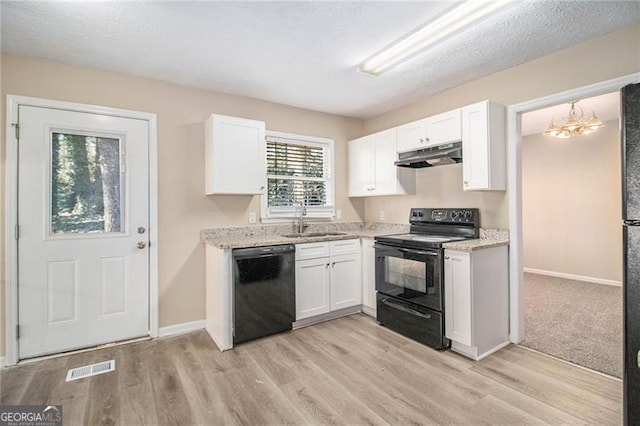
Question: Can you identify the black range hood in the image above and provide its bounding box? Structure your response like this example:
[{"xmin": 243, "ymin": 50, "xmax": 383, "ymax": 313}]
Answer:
[{"xmin": 395, "ymin": 141, "xmax": 462, "ymax": 168}]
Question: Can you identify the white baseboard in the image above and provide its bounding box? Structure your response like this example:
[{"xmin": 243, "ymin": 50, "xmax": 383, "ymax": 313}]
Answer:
[
  {"xmin": 159, "ymin": 320, "xmax": 206, "ymax": 338},
  {"xmin": 523, "ymin": 268, "xmax": 622, "ymax": 287}
]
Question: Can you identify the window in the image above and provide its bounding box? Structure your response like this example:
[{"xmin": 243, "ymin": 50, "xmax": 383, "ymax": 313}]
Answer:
[{"xmin": 261, "ymin": 131, "xmax": 334, "ymax": 220}]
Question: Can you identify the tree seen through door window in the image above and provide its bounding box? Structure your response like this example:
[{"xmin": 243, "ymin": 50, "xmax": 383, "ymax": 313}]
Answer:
[{"xmin": 51, "ymin": 132, "xmax": 122, "ymax": 234}]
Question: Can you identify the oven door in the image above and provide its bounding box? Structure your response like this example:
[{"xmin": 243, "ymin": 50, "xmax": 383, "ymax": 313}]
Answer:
[{"xmin": 375, "ymin": 242, "xmax": 443, "ymax": 311}]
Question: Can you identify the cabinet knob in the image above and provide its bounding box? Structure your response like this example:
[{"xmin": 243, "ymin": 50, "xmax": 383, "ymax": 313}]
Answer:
[
  {"xmin": 445, "ymin": 256, "xmax": 450, "ymax": 260},
  {"xmin": 331, "ymin": 262, "xmax": 336, "ymax": 267},
  {"xmin": 419, "ymin": 138, "xmax": 424, "ymax": 143},
  {"xmin": 463, "ymin": 180, "xmax": 469, "ymax": 185}
]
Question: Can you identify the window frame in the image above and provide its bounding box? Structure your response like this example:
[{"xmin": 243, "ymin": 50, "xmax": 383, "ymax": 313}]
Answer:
[{"xmin": 261, "ymin": 130, "xmax": 335, "ymax": 221}]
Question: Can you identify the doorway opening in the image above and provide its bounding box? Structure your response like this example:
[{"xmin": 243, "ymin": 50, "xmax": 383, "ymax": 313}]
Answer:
[{"xmin": 519, "ymin": 92, "xmax": 622, "ymax": 377}]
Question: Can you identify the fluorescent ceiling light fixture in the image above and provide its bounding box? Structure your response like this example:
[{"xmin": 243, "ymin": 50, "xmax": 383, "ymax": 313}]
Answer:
[{"xmin": 359, "ymin": 0, "xmax": 512, "ymax": 76}]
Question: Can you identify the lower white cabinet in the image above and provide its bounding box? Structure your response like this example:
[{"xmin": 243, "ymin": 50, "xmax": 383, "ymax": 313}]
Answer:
[
  {"xmin": 361, "ymin": 238, "xmax": 376, "ymax": 316},
  {"xmin": 295, "ymin": 240, "xmax": 361, "ymax": 321},
  {"xmin": 444, "ymin": 246, "xmax": 509, "ymax": 360},
  {"xmin": 296, "ymin": 257, "xmax": 332, "ymax": 319}
]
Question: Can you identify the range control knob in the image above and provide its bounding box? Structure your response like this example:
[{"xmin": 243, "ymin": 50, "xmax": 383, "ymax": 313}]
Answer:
[
  {"xmin": 451, "ymin": 211, "xmax": 458, "ymax": 219},
  {"xmin": 465, "ymin": 210, "xmax": 473, "ymax": 220}
]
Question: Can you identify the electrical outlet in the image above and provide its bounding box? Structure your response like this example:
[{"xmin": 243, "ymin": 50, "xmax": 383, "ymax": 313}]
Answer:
[
  {"xmin": 379, "ymin": 210, "xmax": 386, "ymax": 221},
  {"xmin": 248, "ymin": 212, "xmax": 257, "ymax": 224},
  {"xmin": 336, "ymin": 209, "xmax": 342, "ymax": 220}
]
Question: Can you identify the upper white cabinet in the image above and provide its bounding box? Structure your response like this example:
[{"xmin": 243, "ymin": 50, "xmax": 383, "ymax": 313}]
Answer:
[
  {"xmin": 348, "ymin": 129, "xmax": 415, "ymax": 197},
  {"xmin": 444, "ymin": 246, "xmax": 509, "ymax": 360},
  {"xmin": 396, "ymin": 108, "xmax": 462, "ymax": 152},
  {"xmin": 205, "ymin": 114, "xmax": 266, "ymax": 195},
  {"xmin": 461, "ymin": 101, "xmax": 506, "ymax": 191}
]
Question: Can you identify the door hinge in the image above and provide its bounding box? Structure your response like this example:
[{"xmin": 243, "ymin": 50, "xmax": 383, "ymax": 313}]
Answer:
[
  {"xmin": 16, "ymin": 325, "xmax": 20, "ymax": 339},
  {"xmin": 15, "ymin": 224, "xmax": 20, "ymax": 240},
  {"xmin": 13, "ymin": 123, "xmax": 19, "ymax": 140}
]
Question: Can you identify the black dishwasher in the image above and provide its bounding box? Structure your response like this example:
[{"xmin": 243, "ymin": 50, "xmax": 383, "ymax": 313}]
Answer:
[{"xmin": 233, "ymin": 244, "xmax": 295, "ymax": 344}]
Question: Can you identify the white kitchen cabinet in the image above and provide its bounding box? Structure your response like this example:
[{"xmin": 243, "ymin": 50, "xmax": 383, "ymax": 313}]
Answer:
[
  {"xmin": 444, "ymin": 246, "xmax": 509, "ymax": 360},
  {"xmin": 361, "ymin": 238, "xmax": 376, "ymax": 317},
  {"xmin": 461, "ymin": 101, "xmax": 506, "ymax": 191},
  {"xmin": 429, "ymin": 109, "xmax": 462, "ymax": 146},
  {"xmin": 348, "ymin": 129, "xmax": 415, "ymax": 197},
  {"xmin": 396, "ymin": 108, "xmax": 462, "ymax": 152},
  {"xmin": 205, "ymin": 114, "xmax": 266, "ymax": 195},
  {"xmin": 331, "ymin": 253, "xmax": 361, "ymax": 310},
  {"xmin": 396, "ymin": 118, "xmax": 429, "ymax": 152},
  {"xmin": 295, "ymin": 257, "xmax": 332, "ymax": 320},
  {"xmin": 295, "ymin": 239, "xmax": 361, "ymax": 321}
]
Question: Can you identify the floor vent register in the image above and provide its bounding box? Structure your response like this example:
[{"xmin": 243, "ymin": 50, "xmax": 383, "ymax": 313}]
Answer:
[{"xmin": 66, "ymin": 360, "xmax": 115, "ymax": 382}]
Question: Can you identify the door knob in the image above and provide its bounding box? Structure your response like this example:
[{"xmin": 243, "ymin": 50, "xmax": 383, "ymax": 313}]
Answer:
[
  {"xmin": 137, "ymin": 241, "xmax": 147, "ymax": 249},
  {"xmin": 137, "ymin": 226, "xmax": 146, "ymax": 234}
]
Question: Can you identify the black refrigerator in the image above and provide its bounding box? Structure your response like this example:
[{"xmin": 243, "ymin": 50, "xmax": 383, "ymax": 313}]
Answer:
[{"xmin": 622, "ymin": 82, "xmax": 640, "ymax": 425}]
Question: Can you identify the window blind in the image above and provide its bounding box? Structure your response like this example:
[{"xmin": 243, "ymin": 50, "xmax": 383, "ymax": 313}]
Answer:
[{"xmin": 266, "ymin": 140, "xmax": 328, "ymax": 207}]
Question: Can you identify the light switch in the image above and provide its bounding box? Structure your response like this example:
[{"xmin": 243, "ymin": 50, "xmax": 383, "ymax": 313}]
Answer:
[{"xmin": 248, "ymin": 212, "xmax": 257, "ymax": 224}]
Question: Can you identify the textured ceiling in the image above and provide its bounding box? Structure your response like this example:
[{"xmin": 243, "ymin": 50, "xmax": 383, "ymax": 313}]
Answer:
[{"xmin": 2, "ymin": 1, "xmax": 639, "ymax": 119}]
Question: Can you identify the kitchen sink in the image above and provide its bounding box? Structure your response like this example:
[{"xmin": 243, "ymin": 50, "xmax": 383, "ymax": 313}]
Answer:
[{"xmin": 282, "ymin": 232, "xmax": 348, "ymax": 238}]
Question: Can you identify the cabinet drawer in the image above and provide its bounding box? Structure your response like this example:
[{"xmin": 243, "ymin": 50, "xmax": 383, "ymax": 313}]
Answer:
[
  {"xmin": 330, "ymin": 239, "xmax": 360, "ymax": 256},
  {"xmin": 296, "ymin": 242, "xmax": 330, "ymax": 260}
]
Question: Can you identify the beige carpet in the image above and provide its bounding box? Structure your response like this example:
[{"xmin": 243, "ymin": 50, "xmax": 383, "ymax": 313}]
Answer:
[{"xmin": 520, "ymin": 272, "xmax": 623, "ymax": 378}]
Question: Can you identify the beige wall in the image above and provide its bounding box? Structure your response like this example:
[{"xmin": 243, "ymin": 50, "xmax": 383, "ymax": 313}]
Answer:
[
  {"xmin": 522, "ymin": 120, "xmax": 622, "ymax": 283},
  {"xmin": 362, "ymin": 24, "xmax": 640, "ymax": 228},
  {"xmin": 1, "ymin": 23, "xmax": 639, "ymax": 358},
  {"xmin": 0, "ymin": 54, "xmax": 364, "ymax": 357}
]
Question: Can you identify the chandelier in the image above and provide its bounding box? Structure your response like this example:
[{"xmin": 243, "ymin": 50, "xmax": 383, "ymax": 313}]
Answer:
[{"xmin": 543, "ymin": 101, "xmax": 605, "ymax": 139}]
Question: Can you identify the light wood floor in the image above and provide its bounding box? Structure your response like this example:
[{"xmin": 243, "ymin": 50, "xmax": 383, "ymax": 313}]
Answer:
[{"xmin": 1, "ymin": 314, "xmax": 622, "ymax": 425}]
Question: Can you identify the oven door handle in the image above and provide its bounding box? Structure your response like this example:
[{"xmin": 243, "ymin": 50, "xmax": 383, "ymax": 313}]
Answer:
[
  {"xmin": 380, "ymin": 298, "xmax": 432, "ymax": 319},
  {"xmin": 396, "ymin": 247, "xmax": 439, "ymax": 257}
]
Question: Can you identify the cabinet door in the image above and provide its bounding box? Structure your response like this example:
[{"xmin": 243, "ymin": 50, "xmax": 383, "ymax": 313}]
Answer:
[
  {"xmin": 330, "ymin": 253, "xmax": 362, "ymax": 311},
  {"xmin": 348, "ymin": 136, "xmax": 373, "ymax": 197},
  {"xmin": 444, "ymin": 251, "xmax": 472, "ymax": 346},
  {"xmin": 462, "ymin": 102, "xmax": 489, "ymax": 190},
  {"xmin": 295, "ymin": 258, "xmax": 331, "ymax": 320},
  {"xmin": 205, "ymin": 114, "xmax": 266, "ymax": 195},
  {"xmin": 372, "ymin": 128, "xmax": 401, "ymax": 195},
  {"xmin": 361, "ymin": 239, "xmax": 376, "ymax": 314},
  {"xmin": 397, "ymin": 118, "xmax": 429, "ymax": 152},
  {"xmin": 427, "ymin": 109, "xmax": 462, "ymax": 146}
]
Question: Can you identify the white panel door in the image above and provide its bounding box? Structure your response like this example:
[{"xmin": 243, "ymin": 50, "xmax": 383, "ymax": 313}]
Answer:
[
  {"xmin": 347, "ymin": 136, "xmax": 373, "ymax": 197},
  {"xmin": 427, "ymin": 109, "xmax": 462, "ymax": 146},
  {"xmin": 330, "ymin": 253, "xmax": 361, "ymax": 311},
  {"xmin": 295, "ymin": 258, "xmax": 331, "ymax": 320},
  {"xmin": 18, "ymin": 105, "xmax": 150, "ymax": 359},
  {"xmin": 372, "ymin": 129, "xmax": 400, "ymax": 195},
  {"xmin": 444, "ymin": 251, "xmax": 472, "ymax": 346},
  {"xmin": 396, "ymin": 118, "xmax": 429, "ymax": 152},
  {"xmin": 462, "ymin": 102, "xmax": 490, "ymax": 190}
]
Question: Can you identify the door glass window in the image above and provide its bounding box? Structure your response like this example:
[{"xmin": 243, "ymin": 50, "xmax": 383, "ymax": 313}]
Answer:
[
  {"xmin": 50, "ymin": 132, "xmax": 123, "ymax": 235},
  {"xmin": 385, "ymin": 257, "xmax": 426, "ymax": 293}
]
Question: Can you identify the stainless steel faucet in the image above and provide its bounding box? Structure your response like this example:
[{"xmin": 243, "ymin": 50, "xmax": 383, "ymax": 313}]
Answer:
[{"xmin": 297, "ymin": 201, "xmax": 307, "ymax": 234}]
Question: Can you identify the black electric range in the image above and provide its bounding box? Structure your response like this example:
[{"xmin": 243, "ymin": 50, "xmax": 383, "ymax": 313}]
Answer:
[{"xmin": 374, "ymin": 208, "xmax": 479, "ymax": 349}]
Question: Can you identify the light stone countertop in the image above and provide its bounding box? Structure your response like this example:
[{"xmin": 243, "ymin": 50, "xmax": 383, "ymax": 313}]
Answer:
[
  {"xmin": 201, "ymin": 222, "xmax": 409, "ymax": 249},
  {"xmin": 202, "ymin": 223, "xmax": 509, "ymax": 251},
  {"xmin": 442, "ymin": 228, "xmax": 510, "ymax": 252}
]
